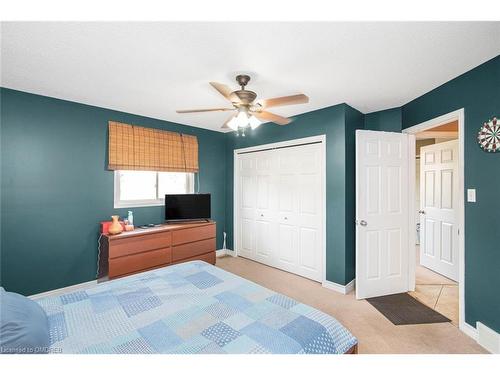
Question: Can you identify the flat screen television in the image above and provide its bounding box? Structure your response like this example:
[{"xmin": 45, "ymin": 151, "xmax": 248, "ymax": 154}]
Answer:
[{"xmin": 165, "ymin": 193, "xmax": 211, "ymax": 221}]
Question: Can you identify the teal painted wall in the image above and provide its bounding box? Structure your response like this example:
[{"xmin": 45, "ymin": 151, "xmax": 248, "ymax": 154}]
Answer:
[
  {"xmin": 402, "ymin": 55, "xmax": 500, "ymax": 331},
  {"xmin": 344, "ymin": 105, "xmax": 365, "ymax": 282},
  {"xmin": 224, "ymin": 104, "xmax": 360, "ymax": 285},
  {"xmin": 0, "ymin": 88, "xmax": 227, "ymax": 296},
  {"xmin": 364, "ymin": 107, "xmax": 402, "ymax": 132}
]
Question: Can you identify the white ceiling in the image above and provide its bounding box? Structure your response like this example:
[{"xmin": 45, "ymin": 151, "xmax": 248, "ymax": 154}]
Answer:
[{"xmin": 2, "ymin": 22, "xmax": 499, "ymax": 132}]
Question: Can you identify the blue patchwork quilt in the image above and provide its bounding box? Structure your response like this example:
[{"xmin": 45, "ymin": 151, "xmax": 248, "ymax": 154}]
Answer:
[{"xmin": 35, "ymin": 261, "xmax": 357, "ymax": 354}]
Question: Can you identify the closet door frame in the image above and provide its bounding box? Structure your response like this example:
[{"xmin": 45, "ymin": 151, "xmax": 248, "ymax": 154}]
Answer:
[{"xmin": 233, "ymin": 135, "xmax": 326, "ymax": 283}]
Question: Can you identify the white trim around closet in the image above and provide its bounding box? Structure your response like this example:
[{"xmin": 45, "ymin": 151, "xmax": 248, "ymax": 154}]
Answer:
[{"xmin": 233, "ymin": 135, "xmax": 327, "ymax": 285}]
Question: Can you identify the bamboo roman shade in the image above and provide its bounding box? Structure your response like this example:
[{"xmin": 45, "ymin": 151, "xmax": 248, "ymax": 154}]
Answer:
[{"xmin": 108, "ymin": 121, "xmax": 199, "ymax": 172}]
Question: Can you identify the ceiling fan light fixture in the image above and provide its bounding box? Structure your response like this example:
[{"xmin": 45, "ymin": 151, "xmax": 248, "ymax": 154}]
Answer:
[
  {"xmin": 236, "ymin": 110, "xmax": 249, "ymax": 126},
  {"xmin": 227, "ymin": 117, "xmax": 239, "ymax": 131},
  {"xmin": 249, "ymin": 115, "xmax": 261, "ymax": 130}
]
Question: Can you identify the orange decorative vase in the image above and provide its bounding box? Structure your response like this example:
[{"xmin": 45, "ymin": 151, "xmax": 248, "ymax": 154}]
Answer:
[{"xmin": 108, "ymin": 215, "xmax": 123, "ymax": 235}]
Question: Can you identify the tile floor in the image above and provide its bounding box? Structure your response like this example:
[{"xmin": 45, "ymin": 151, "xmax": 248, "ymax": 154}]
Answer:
[{"xmin": 409, "ymin": 245, "xmax": 459, "ymax": 325}]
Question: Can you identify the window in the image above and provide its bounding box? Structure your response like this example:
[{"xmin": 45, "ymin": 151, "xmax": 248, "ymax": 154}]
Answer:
[{"xmin": 114, "ymin": 170, "xmax": 194, "ymax": 208}]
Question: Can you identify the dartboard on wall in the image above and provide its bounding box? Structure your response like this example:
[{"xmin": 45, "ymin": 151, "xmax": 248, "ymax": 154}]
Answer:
[{"xmin": 477, "ymin": 117, "xmax": 499, "ymax": 153}]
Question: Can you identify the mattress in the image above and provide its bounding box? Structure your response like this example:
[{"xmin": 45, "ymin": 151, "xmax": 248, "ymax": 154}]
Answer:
[{"xmin": 35, "ymin": 261, "xmax": 357, "ymax": 354}]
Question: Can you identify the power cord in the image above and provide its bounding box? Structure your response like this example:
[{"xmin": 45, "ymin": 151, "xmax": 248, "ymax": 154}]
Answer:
[{"xmin": 96, "ymin": 233, "xmax": 103, "ymax": 279}]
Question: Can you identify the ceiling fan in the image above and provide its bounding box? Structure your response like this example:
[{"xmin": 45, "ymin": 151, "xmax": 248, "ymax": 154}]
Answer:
[{"xmin": 176, "ymin": 75, "xmax": 309, "ymax": 133}]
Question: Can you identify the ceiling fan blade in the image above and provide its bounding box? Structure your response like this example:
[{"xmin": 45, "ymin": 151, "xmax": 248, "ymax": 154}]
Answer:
[
  {"xmin": 257, "ymin": 94, "xmax": 309, "ymax": 109},
  {"xmin": 221, "ymin": 114, "xmax": 237, "ymax": 129},
  {"xmin": 209, "ymin": 82, "xmax": 234, "ymax": 101},
  {"xmin": 176, "ymin": 108, "xmax": 234, "ymax": 114},
  {"xmin": 253, "ymin": 111, "xmax": 291, "ymax": 125}
]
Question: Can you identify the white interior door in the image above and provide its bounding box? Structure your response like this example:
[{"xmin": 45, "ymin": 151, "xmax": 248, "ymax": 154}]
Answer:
[
  {"xmin": 356, "ymin": 130, "xmax": 411, "ymax": 299},
  {"xmin": 419, "ymin": 140, "xmax": 459, "ymax": 281},
  {"xmin": 236, "ymin": 140, "xmax": 324, "ymax": 282}
]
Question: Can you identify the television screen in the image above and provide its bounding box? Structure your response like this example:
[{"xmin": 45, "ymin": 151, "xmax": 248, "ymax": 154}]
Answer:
[{"xmin": 165, "ymin": 194, "xmax": 211, "ymax": 221}]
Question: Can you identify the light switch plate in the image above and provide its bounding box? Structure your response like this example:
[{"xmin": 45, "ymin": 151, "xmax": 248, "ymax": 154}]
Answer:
[{"xmin": 467, "ymin": 189, "xmax": 476, "ymax": 202}]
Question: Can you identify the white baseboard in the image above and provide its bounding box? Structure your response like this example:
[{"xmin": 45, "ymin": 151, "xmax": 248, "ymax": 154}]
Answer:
[
  {"xmin": 29, "ymin": 279, "xmax": 98, "ymax": 300},
  {"xmin": 460, "ymin": 321, "xmax": 499, "ymax": 353},
  {"xmin": 216, "ymin": 249, "xmax": 235, "ymax": 257},
  {"xmin": 322, "ymin": 279, "xmax": 355, "ymax": 295},
  {"xmin": 461, "ymin": 322, "xmax": 478, "ymax": 341},
  {"xmin": 477, "ymin": 322, "xmax": 500, "ymax": 354}
]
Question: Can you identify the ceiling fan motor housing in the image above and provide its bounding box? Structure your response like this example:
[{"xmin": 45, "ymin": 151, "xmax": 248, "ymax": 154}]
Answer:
[{"xmin": 232, "ymin": 90, "xmax": 257, "ymax": 105}]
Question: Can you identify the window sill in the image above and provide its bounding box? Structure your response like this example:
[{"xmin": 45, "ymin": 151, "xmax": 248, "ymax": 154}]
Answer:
[{"xmin": 114, "ymin": 201, "xmax": 164, "ymax": 209}]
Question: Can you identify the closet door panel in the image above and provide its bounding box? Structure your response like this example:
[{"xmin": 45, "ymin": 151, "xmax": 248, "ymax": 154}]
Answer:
[
  {"xmin": 299, "ymin": 227, "xmax": 318, "ymax": 271},
  {"xmin": 255, "ymin": 220, "xmax": 272, "ymax": 262},
  {"xmin": 254, "ymin": 150, "xmax": 275, "ymax": 264},
  {"xmin": 277, "ymin": 223, "xmax": 298, "ymax": 273},
  {"xmin": 296, "ymin": 144, "xmax": 323, "ymax": 281},
  {"xmin": 238, "ymin": 154, "xmax": 256, "ymax": 260}
]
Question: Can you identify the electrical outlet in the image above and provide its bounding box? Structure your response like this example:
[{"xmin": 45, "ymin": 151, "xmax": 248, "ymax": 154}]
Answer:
[{"xmin": 467, "ymin": 189, "xmax": 476, "ymax": 202}]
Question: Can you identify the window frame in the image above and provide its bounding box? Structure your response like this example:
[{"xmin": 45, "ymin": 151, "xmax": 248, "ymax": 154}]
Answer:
[{"xmin": 113, "ymin": 170, "xmax": 195, "ymax": 208}]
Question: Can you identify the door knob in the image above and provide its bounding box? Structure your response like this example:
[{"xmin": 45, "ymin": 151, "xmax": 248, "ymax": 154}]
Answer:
[
  {"xmin": 418, "ymin": 210, "xmax": 426, "ymax": 214},
  {"xmin": 359, "ymin": 220, "xmax": 367, "ymax": 226},
  {"xmin": 284, "ymin": 217, "xmax": 288, "ymax": 220},
  {"xmin": 260, "ymin": 214, "xmax": 264, "ymax": 217}
]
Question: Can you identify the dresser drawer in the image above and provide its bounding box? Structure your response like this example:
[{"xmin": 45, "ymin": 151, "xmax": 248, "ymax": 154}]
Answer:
[
  {"xmin": 172, "ymin": 224, "xmax": 215, "ymax": 245},
  {"xmin": 172, "ymin": 238, "xmax": 216, "ymax": 262},
  {"xmin": 172, "ymin": 250, "xmax": 216, "ymax": 265},
  {"xmin": 109, "ymin": 247, "xmax": 172, "ymax": 278},
  {"xmin": 109, "ymin": 231, "xmax": 171, "ymax": 259}
]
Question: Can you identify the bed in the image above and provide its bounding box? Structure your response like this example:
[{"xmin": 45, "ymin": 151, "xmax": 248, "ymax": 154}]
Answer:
[{"xmin": 34, "ymin": 261, "xmax": 357, "ymax": 354}]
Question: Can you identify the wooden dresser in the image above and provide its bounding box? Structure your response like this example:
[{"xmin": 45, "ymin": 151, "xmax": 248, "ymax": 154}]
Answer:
[{"xmin": 98, "ymin": 221, "xmax": 216, "ymax": 279}]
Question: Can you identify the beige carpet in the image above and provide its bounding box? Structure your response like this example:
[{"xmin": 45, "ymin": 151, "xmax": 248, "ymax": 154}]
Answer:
[{"xmin": 216, "ymin": 255, "xmax": 486, "ymax": 354}]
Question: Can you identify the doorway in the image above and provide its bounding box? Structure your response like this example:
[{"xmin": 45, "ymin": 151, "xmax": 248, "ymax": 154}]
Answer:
[
  {"xmin": 409, "ymin": 121, "xmax": 459, "ymax": 325},
  {"xmin": 403, "ymin": 109, "xmax": 464, "ymax": 329},
  {"xmin": 355, "ymin": 109, "xmax": 465, "ymax": 331}
]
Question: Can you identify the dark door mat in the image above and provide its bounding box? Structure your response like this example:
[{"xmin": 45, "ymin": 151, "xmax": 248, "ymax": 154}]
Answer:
[{"xmin": 366, "ymin": 293, "xmax": 451, "ymax": 325}]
